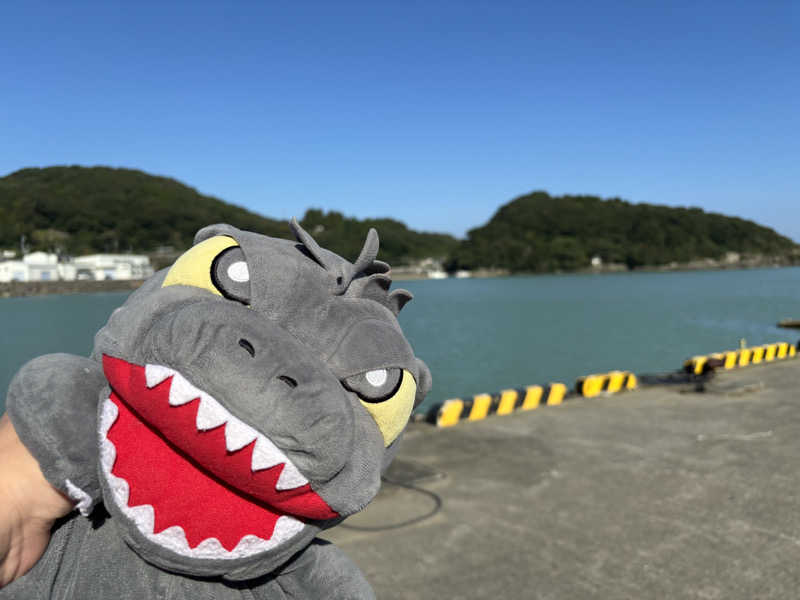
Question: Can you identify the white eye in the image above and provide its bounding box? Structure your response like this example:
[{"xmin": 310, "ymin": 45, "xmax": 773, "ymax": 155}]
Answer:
[
  {"xmin": 365, "ymin": 369, "xmax": 388, "ymax": 387},
  {"xmin": 343, "ymin": 368, "xmax": 403, "ymax": 403},
  {"xmin": 227, "ymin": 261, "xmax": 250, "ymax": 283}
]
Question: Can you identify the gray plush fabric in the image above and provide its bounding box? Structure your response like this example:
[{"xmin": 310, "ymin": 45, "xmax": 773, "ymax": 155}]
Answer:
[
  {"xmin": 2, "ymin": 222, "xmax": 430, "ymax": 599},
  {"xmin": 0, "ymin": 514, "xmax": 374, "ymax": 599},
  {"xmin": 7, "ymin": 354, "xmax": 107, "ymax": 511}
]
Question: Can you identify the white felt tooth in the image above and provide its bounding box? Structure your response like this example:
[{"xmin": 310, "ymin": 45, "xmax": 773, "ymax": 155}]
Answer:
[
  {"xmin": 100, "ymin": 437, "xmax": 117, "ymax": 475},
  {"xmin": 109, "ymin": 470, "xmax": 130, "ymax": 506},
  {"xmin": 153, "ymin": 525, "xmax": 191, "ymax": 555},
  {"xmin": 232, "ymin": 535, "xmax": 268, "ymax": 556},
  {"xmin": 168, "ymin": 373, "xmax": 202, "ymax": 406},
  {"xmin": 194, "ymin": 537, "xmax": 227, "ymax": 558},
  {"xmin": 99, "ymin": 397, "xmax": 119, "ymax": 436},
  {"xmin": 99, "ymin": 399, "xmax": 119, "ymax": 476},
  {"xmin": 251, "ymin": 435, "xmax": 287, "ymax": 472},
  {"xmin": 273, "ymin": 515, "xmax": 305, "ymax": 540},
  {"xmin": 231, "ymin": 518, "xmax": 303, "ymax": 554},
  {"xmin": 224, "ymin": 417, "xmax": 258, "ymax": 452},
  {"xmin": 276, "ymin": 462, "xmax": 309, "ymax": 491},
  {"xmin": 128, "ymin": 504, "xmax": 155, "ymax": 535},
  {"xmin": 145, "ymin": 364, "xmax": 174, "ymax": 388},
  {"xmin": 195, "ymin": 394, "xmax": 229, "ymax": 431}
]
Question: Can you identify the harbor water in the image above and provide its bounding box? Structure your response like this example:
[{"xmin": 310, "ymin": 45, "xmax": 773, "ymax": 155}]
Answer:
[{"xmin": 1, "ymin": 267, "xmax": 799, "ymax": 415}]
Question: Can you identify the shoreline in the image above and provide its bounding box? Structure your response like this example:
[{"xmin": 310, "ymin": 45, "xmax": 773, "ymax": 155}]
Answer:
[
  {"xmin": 2, "ymin": 259, "xmax": 798, "ymax": 298},
  {"xmin": 0, "ymin": 279, "xmax": 144, "ymax": 298}
]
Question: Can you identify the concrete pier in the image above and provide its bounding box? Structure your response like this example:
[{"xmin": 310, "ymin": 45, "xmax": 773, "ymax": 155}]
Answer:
[{"xmin": 323, "ymin": 360, "xmax": 800, "ymax": 599}]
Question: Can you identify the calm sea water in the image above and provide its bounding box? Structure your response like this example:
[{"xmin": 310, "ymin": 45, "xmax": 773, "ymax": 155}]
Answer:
[{"xmin": 2, "ymin": 268, "xmax": 799, "ymax": 415}]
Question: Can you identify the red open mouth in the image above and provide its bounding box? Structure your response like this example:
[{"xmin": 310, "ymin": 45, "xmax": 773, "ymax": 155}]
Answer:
[{"xmin": 100, "ymin": 355, "xmax": 338, "ymax": 558}]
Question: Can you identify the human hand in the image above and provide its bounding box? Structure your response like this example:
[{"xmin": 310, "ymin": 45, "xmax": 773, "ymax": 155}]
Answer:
[{"xmin": 0, "ymin": 413, "xmax": 74, "ymax": 588}]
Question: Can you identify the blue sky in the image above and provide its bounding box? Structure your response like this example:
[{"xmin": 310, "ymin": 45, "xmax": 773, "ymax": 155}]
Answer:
[{"xmin": 1, "ymin": 1, "xmax": 798, "ymax": 240}]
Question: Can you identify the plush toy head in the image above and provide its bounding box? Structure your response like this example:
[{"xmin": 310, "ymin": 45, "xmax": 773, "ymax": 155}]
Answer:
[{"xmin": 91, "ymin": 220, "xmax": 431, "ymax": 580}]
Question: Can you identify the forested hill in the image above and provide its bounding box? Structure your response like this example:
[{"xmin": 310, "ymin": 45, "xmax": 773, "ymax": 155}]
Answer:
[
  {"xmin": 0, "ymin": 166, "xmax": 458, "ymax": 266},
  {"xmin": 446, "ymin": 191, "xmax": 799, "ymax": 272},
  {"xmin": 3, "ymin": 168, "xmax": 795, "ymax": 274}
]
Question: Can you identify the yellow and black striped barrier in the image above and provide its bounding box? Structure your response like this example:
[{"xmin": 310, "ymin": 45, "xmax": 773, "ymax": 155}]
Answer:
[
  {"xmin": 684, "ymin": 341, "xmax": 798, "ymax": 375},
  {"xmin": 427, "ymin": 339, "xmax": 798, "ymax": 428},
  {"xmin": 575, "ymin": 371, "xmax": 638, "ymax": 398},
  {"xmin": 436, "ymin": 383, "xmax": 568, "ymax": 428}
]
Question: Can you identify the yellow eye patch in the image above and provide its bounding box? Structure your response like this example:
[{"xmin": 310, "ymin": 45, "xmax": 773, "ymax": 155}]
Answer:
[
  {"xmin": 162, "ymin": 236, "xmax": 239, "ymax": 295},
  {"xmin": 359, "ymin": 369, "xmax": 417, "ymax": 447}
]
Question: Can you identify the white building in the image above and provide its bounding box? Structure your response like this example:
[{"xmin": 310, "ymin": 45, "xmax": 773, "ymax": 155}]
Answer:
[
  {"xmin": 72, "ymin": 254, "xmax": 154, "ymax": 281},
  {"xmin": 0, "ymin": 252, "xmax": 153, "ymax": 283},
  {"xmin": 57, "ymin": 263, "xmax": 78, "ymax": 281},
  {"xmin": 23, "ymin": 251, "xmax": 58, "ymax": 265},
  {"xmin": 22, "ymin": 252, "xmax": 60, "ymax": 282},
  {"xmin": 0, "ymin": 260, "xmax": 30, "ymax": 282},
  {"xmin": 0, "ymin": 252, "xmax": 64, "ymax": 282}
]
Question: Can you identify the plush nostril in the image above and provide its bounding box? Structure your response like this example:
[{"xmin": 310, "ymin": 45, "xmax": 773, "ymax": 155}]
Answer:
[
  {"xmin": 277, "ymin": 375, "xmax": 298, "ymax": 389},
  {"xmin": 238, "ymin": 338, "xmax": 255, "ymax": 357}
]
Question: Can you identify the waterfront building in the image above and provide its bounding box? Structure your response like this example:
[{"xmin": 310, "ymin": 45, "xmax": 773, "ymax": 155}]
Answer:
[
  {"xmin": 57, "ymin": 262, "xmax": 78, "ymax": 281},
  {"xmin": 0, "ymin": 252, "xmax": 153, "ymax": 282},
  {"xmin": 22, "ymin": 252, "xmax": 60, "ymax": 282},
  {"xmin": 0, "ymin": 252, "xmax": 65, "ymax": 282},
  {"xmin": 71, "ymin": 254, "xmax": 154, "ymax": 281},
  {"xmin": 0, "ymin": 260, "xmax": 30, "ymax": 282}
]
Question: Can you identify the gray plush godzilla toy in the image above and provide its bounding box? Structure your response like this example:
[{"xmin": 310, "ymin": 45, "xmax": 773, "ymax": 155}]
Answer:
[{"xmin": 1, "ymin": 220, "xmax": 431, "ymax": 599}]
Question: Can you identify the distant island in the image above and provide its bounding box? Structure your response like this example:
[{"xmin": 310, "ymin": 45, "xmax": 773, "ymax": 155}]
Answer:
[
  {"xmin": 446, "ymin": 191, "xmax": 799, "ymax": 273},
  {"xmin": 1, "ymin": 167, "xmax": 797, "ymax": 276}
]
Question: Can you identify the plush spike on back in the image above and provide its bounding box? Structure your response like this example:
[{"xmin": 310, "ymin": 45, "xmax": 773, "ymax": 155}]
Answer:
[
  {"xmin": 387, "ymin": 289, "xmax": 413, "ymax": 315},
  {"xmin": 290, "ymin": 218, "xmax": 411, "ymax": 315},
  {"xmin": 290, "ymin": 217, "xmax": 354, "ymax": 294},
  {"xmin": 352, "ymin": 229, "xmax": 380, "ymax": 276},
  {"xmin": 364, "ymin": 260, "xmax": 390, "ymax": 275}
]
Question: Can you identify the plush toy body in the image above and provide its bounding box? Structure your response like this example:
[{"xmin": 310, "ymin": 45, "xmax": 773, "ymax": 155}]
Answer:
[{"xmin": 1, "ymin": 221, "xmax": 430, "ymax": 599}]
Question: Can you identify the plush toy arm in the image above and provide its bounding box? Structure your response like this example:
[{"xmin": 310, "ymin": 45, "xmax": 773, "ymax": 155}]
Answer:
[
  {"xmin": 263, "ymin": 539, "xmax": 376, "ymax": 600},
  {"xmin": 5, "ymin": 354, "xmax": 107, "ymax": 516}
]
